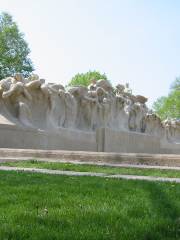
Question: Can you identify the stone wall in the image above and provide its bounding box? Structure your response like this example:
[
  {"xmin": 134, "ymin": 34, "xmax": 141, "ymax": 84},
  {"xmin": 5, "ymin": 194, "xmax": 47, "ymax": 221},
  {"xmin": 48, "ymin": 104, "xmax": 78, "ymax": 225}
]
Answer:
[
  {"xmin": 97, "ymin": 128, "xmax": 180, "ymax": 154},
  {"xmin": 0, "ymin": 124, "xmax": 179, "ymax": 154},
  {"xmin": 0, "ymin": 124, "xmax": 96, "ymax": 151}
]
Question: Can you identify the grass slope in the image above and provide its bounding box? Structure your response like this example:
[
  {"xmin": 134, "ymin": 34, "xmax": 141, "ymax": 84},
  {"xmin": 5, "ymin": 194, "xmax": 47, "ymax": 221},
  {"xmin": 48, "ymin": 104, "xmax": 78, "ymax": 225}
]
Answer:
[
  {"xmin": 0, "ymin": 171, "xmax": 180, "ymax": 239},
  {"xmin": 2, "ymin": 160, "xmax": 180, "ymax": 178}
]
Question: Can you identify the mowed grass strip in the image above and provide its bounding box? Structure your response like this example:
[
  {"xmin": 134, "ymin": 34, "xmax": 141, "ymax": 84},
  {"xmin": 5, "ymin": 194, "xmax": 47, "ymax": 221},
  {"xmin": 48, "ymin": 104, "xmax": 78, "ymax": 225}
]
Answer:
[
  {"xmin": 0, "ymin": 171, "xmax": 180, "ymax": 239},
  {"xmin": 1, "ymin": 160, "xmax": 180, "ymax": 178}
]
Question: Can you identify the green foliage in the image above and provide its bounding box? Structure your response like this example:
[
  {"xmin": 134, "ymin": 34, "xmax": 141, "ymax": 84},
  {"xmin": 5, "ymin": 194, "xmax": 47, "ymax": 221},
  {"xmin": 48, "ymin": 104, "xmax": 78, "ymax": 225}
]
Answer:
[
  {"xmin": 153, "ymin": 78, "xmax": 180, "ymax": 120},
  {"xmin": 68, "ymin": 70, "xmax": 108, "ymax": 87},
  {"xmin": 171, "ymin": 77, "xmax": 180, "ymax": 90},
  {"xmin": 0, "ymin": 12, "xmax": 34, "ymax": 80}
]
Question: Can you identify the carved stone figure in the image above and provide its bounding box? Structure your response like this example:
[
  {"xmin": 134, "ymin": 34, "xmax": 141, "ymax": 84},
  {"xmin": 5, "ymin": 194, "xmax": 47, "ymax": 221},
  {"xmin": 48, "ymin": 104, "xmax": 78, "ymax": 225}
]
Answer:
[
  {"xmin": 124, "ymin": 83, "xmax": 132, "ymax": 94},
  {"xmin": 145, "ymin": 113, "xmax": 164, "ymax": 137},
  {"xmin": 163, "ymin": 119, "xmax": 180, "ymax": 142},
  {"xmin": 96, "ymin": 79, "xmax": 113, "ymax": 93},
  {"xmin": 1, "ymin": 75, "xmax": 33, "ymax": 127},
  {"xmin": 115, "ymin": 84, "xmax": 125, "ymax": 95}
]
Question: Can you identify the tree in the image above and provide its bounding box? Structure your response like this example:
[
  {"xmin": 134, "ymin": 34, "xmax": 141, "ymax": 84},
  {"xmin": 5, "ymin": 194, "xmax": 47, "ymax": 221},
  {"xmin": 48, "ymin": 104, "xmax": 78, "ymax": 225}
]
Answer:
[
  {"xmin": 153, "ymin": 78, "xmax": 180, "ymax": 120},
  {"xmin": 171, "ymin": 77, "xmax": 180, "ymax": 90},
  {"xmin": 68, "ymin": 70, "xmax": 108, "ymax": 87},
  {"xmin": 0, "ymin": 12, "xmax": 34, "ymax": 80}
]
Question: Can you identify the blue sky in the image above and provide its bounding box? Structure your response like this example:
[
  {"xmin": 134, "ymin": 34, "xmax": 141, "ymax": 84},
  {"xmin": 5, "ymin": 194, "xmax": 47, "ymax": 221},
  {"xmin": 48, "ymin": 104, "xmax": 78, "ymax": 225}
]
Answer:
[{"xmin": 1, "ymin": 0, "xmax": 180, "ymax": 106}]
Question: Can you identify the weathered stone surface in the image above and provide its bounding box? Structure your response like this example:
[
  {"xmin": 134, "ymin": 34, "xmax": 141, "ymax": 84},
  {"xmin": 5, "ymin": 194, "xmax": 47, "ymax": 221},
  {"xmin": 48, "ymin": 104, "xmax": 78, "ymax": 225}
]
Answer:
[
  {"xmin": 0, "ymin": 149, "xmax": 180, "ymax": 166},
  {"xmin": 0, "ymin": 74, "xmax": 179, "ymax": 153}
]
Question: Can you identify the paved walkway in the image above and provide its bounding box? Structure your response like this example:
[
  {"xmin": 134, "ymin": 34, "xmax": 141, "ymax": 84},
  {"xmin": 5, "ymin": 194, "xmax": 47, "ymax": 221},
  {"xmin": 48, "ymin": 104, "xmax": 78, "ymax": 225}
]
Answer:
[
  {"xmin": 2, "ymin": 157, "xmax": 180, "ymax": 170},
  {"xmin": 1, "ymin": 166, "xmax": 180, "ymax": 183}
]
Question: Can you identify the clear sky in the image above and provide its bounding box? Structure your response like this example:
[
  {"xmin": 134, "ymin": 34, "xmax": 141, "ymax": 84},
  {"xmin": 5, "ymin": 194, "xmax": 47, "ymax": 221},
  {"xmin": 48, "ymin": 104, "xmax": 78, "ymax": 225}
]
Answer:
[{"xmin": 1, "ymin": 0, "xmax": 180, "ymax": 106}]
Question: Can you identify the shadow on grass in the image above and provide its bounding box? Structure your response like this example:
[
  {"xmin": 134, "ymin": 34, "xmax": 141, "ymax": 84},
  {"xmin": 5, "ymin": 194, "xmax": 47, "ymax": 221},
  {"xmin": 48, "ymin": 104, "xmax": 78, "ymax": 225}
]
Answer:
[{"xmin": 142, "ymin": 182, "xmax": 180, "ymax": 239}]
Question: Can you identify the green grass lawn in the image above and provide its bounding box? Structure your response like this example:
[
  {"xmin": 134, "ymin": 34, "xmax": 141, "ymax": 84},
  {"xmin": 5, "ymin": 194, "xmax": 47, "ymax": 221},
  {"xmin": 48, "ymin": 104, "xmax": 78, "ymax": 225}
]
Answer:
[
  {"xmin": 0, "ymin": 170, "xmax": 180, "ymax": 239},
  {"xmin": 1, "ymin": 160, "xmax": 180, "ymax": 178}
]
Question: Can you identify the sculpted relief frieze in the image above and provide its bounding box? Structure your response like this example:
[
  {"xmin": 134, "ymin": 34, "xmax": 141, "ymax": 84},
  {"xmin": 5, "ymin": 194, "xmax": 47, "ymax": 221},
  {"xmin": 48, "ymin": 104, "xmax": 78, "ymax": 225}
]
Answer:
[{"xmin": 0, "ymin": 74, "xmax": 179, "ymax": 143}]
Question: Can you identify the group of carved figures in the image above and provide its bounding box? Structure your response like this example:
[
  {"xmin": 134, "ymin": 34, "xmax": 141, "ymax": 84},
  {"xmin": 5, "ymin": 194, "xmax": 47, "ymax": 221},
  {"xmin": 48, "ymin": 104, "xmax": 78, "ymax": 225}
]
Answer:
[{"xmin": 0, "ymin": 73, "xmax": 179, "ymax": 142}]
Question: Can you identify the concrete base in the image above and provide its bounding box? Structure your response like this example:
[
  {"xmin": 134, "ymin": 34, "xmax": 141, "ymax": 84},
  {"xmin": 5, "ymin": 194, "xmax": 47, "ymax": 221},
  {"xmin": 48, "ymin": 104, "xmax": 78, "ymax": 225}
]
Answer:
[
  {"xmin": 0, "ymin": 149, "xmax": 180, "ymax": 167},
  {"xmin": 0, "ymin": 124, "xmax": 96, "ymax": 151},
  {"xmin": 0, "ymin": 124, "xmax": 179, "ymax": 154},
  {"xmin": 97, "ymin": 128, "xmax": 180, "ymax": 154},
  {"xmin": 97, "ymin": 128, "xmax": 161, "ymax": 153}
]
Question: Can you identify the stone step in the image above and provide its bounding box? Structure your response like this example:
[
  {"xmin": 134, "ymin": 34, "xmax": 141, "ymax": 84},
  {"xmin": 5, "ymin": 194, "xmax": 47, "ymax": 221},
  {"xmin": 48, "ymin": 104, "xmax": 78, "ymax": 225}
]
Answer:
[{"xmin": 0, "ymin": 148, "xmax": 179, "ymax": 166}]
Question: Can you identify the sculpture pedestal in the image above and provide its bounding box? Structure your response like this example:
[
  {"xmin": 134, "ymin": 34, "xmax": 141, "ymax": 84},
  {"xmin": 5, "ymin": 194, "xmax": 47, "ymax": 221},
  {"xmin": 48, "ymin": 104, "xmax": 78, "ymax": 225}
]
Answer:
[
  {"xmin": 0, "ymin": 124, "xmax": 96, "ymax": 151},
  {"xmin": 0, "ymin": 124, "xmax": 179, "ymax": 154}
]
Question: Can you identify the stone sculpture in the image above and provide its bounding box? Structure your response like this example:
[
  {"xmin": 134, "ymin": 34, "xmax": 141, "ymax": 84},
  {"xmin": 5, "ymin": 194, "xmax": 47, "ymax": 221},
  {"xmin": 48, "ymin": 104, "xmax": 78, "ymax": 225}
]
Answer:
[{"xmin": 0, "ymin": 74, "xmax": 179, "ymax": 152}]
